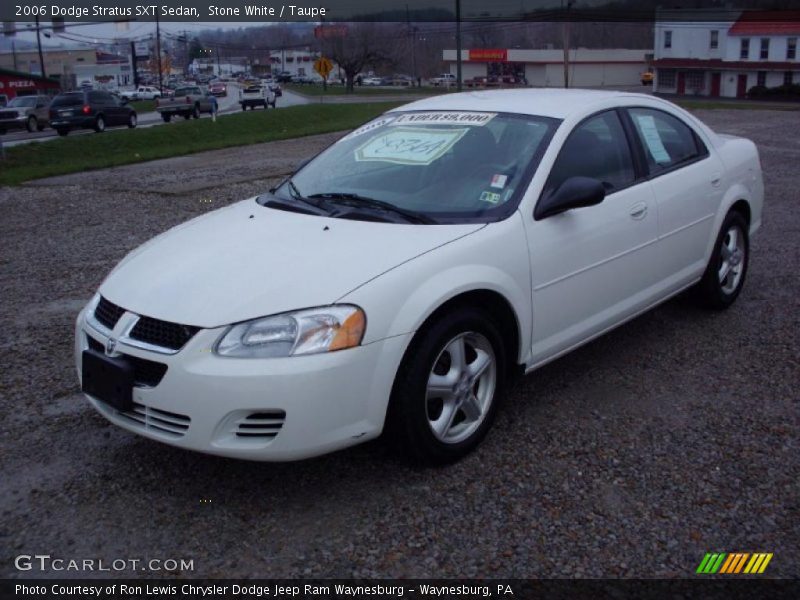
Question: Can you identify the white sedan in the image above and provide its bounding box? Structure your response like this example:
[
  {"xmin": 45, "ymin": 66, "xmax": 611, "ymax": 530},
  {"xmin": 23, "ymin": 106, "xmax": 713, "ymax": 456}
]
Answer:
[{"xmin": 75, "ymin": 89, "xmax": 763, "ymax": 464}]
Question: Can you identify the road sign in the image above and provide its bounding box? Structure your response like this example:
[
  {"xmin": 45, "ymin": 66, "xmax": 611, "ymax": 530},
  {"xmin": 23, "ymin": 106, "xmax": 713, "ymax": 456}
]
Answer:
[{"xmin": 314, "ymin": 57, "xmax": 334, "ymax": 80}]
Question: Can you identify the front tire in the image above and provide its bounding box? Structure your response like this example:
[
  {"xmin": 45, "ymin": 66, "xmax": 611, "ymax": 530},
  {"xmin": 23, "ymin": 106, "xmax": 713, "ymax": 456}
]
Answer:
[
  {"xmin": 161, "ymin": 113, "xmax": 171, "ymax": 123},
  {"xmin": 128, "ymin": 113, "xmax": 137, "ymax": 128},
  {"xmin": 386, "ymin": 307, "xmax": 506, "ymax": 465},
  {"xmin": 693, "ymin": 210, "xmax": 749, "ymax": 309}
]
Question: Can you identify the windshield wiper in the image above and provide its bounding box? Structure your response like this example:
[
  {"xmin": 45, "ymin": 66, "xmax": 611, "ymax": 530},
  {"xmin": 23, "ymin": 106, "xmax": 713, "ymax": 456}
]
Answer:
[
  {"xmin": 307, "ymin": 192, "xmax": 437, "ymax": 225},
  {"xmin": 259, "ymin": 179, "xmax": 330, "ymax": 216}
]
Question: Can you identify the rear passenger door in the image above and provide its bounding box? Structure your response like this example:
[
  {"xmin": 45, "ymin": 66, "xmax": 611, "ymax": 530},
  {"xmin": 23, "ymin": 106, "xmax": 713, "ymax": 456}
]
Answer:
[
  {"xmin": 527, "ymin": 110, "xmax": 661, "ymax": 364},
  {"xmin": 624, "ymin": 107, "xmax": 725, "ymax": 287}
]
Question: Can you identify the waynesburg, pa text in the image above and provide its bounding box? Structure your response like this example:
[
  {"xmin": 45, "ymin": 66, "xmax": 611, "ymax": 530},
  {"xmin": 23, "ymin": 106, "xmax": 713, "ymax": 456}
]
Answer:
[{"xmin": 13, "ymin": 4, "xmax": 328, "ymax": 19}]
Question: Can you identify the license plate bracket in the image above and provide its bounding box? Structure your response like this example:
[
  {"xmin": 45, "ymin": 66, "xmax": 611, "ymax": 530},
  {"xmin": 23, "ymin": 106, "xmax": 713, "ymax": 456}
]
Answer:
[{"xmin": 81, "ymin": 349, "xmax": 134, "ymax": 411}]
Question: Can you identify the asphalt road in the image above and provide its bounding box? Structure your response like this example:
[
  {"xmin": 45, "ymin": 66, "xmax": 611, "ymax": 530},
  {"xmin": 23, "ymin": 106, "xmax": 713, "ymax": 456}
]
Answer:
[
  {"xmin": 0, "ymin": 108, "xmax": 797, "ymax": 579},
  {"xmin": 0, "ymin": 86, "xmax": 311, "ymax": 148}
]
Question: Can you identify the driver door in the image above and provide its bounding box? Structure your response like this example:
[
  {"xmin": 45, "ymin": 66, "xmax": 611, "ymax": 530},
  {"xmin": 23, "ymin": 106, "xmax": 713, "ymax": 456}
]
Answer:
[{"xmin": 525, "ymin": 109, "xmax": 661, "ymax": 365}]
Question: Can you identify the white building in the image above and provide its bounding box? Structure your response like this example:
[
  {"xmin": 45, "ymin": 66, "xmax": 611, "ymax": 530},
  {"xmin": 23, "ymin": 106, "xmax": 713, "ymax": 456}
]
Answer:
[
  {"xmin": 653, "ymin": 10, "xmax": 800, "ymax": 98},
  {"xmin": 443, "ymin": 48, "xmax": 649, "ymax": 87}
]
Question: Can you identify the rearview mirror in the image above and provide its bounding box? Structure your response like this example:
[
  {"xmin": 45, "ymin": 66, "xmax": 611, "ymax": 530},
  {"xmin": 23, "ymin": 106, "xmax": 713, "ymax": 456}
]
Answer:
[{"xmin": 534, "ymin": 176, "xmax": 606, "ymax": 220}]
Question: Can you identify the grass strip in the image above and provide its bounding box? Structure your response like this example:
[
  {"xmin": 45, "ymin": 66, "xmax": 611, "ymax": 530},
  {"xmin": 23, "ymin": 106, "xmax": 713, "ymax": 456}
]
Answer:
[{"xmin": 0, "ymin": 102, "xmax": 400, "ymax": 186}]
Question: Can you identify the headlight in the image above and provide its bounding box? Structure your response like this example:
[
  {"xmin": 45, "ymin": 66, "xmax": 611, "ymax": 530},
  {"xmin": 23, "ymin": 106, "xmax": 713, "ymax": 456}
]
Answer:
[{"xmin": 215, "ymin": 305, "xmax": 366, "ymax": 358}]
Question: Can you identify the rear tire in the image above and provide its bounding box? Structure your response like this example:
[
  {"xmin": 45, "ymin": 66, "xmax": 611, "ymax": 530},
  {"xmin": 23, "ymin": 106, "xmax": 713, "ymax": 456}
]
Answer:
[
  {"xmin": 192, "ymin": 105, "xmax": 200, "ymax": 119},
  {"xmin": 161, "ymin": 113, "xmax": 171, "ymax": 123},
  {"xmin": 692, "ymin": 210, "xmax": 749, "ymax": 310},
  {"xmin": 385, "ymin": 307, "xmax": 506, "ymax": 465},
  {"xmin": 93, "ymin": 115, "xmax": 105, "ymax": 133},
  {"xmin": 26, "ymin": 116, "xmax": 37, "ymax": 133},
  {"xmin": 128, "ymin": 113, "xmax": 137, "ymax": 128}
]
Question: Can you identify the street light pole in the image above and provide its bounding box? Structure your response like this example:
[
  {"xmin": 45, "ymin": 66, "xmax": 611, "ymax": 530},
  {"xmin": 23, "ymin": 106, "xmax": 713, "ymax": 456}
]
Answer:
[
  {"xmin": 155, "ymin": 10, "xmax": 163, "ymax": 92},
  {"xmin": 455, "ymin": 0, "xmax": 462, "ymax": 92},
  {"xmin": 35, "ymin": 16, "xmax": 46, "ymax": 77}
]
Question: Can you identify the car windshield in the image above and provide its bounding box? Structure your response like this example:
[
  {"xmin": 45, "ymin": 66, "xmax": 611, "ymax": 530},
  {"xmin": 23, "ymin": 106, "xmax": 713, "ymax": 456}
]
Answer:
[
  {"xmin": 272, "ymin": 111, "xmax": 559, "ymax": 223},
  {"xmin": 9, "ymin": 97, "xmax": 37, "ymax": 108},
  {"xmin": 50, "ymin": 93, "xmax": 84, "ymax": 107}
]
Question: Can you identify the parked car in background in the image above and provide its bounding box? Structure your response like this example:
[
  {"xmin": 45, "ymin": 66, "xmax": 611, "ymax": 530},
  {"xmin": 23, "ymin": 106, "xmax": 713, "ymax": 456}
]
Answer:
[
  {"xmin": 0, "ymin": 94, "xmax": 8, "ymax": 108},
  {"xmin": 120, "ymin": 86, "xmax": 162, "ymax": 101},
  {"xmin": 431, "ymin": 73, "xmax": 457, "ymax": 86},
  {"xmin": 49, "ymin": 90, "xmax": 136, "ymax": 136},
  {"xmin": 641, "ymin": 71, "xmax": 654, "ymax": 85},
  {"xmin": 290, "ymin": 74, "xmax": 315, "ymax": 84},
  {"xmin": 73, "ymin": 89, "xmax": 763, "ymax": 465},
  {"xmin": 0, "ymin": 95, "xmax": 51, "ymax": 133},
  {"xmin": 362, "ymin": 77, "xmax": 384, "ymax": 86},
  {"xmin": 239, "ymin": 84, "xmax": 277, "ymax": 110},
  {"xmin": 155, "ymin": 86, "xmax": 215, "ymax": 122},
  {"xmin": 268, "ymin": 83, "xmax": 282, "ymax": 97},
  {"xmin": 275, "ymin": 71, "xmax": 293, "ymax": 83},
  {"xmin": 209, "ymin": 82, "xmax": 228, "ymax": 97}
]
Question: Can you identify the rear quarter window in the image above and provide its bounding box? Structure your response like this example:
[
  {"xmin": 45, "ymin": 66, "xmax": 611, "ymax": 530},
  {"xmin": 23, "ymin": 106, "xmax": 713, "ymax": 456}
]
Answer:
[
  {"xmin": 628, "ymin": 107, "xmax": 707, "ymax": 174},
  {"xmin": 50, "ymin": 94, "xmax": 84, "ymax": 107}
]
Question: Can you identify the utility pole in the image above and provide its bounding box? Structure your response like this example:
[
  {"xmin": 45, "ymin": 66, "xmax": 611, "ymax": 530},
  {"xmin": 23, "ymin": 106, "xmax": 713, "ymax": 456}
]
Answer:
[
  {"xmin": 130, "ymin": 40, "xmax": 139, "ymax": 86},
  {"xmin": 455, "ymin": 0, "xmax": 462, "ymax": 92},
  {"xmin": 406, "ymin": 4, "xmax": 418, "ymax": 87},
  {"xmin": 215, "ymin": 46, "xmax": 221, "ymax": 76},
  {"xmin": 155, "ymin": 10, "xmax": 163, "ymax": 92},
  {"xmin": 562, "ymin": 0, "xmax": 573, "ymax": 88},
  {"xmin": 34, "ymin": 16, "xmax": 46, "ymax": 77}
]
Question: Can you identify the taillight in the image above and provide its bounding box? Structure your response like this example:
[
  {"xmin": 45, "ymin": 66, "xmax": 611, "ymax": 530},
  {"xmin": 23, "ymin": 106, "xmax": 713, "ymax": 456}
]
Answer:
[{"xmin": 82, "ymin": 105, "xmax": 91, "ymax": 115}]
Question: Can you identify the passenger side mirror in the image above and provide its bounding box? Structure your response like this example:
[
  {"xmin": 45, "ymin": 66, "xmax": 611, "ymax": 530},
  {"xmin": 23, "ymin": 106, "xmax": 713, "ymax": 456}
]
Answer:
[{"xmin": 534, "ymin": 176, "xmax": 606, "ymax": 220}]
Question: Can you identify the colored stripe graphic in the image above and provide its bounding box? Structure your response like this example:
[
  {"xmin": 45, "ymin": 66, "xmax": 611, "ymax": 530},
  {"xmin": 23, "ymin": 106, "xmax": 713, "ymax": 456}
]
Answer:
[
  {"xmin": 744, "ymin": 553, "xmax": 774, "ymax": 574},
  {"xmin": 720, "ymin": 553, "xmax": 749, "ymax": 573},
  {"xmin": 697, "ymin": 553, "xmax": 727, "ymax": 574}
]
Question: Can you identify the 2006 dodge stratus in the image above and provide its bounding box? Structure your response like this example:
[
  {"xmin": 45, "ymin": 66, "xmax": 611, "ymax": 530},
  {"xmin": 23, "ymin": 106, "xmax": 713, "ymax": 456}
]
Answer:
[{"xmin": 75, "ymin": 89, "xmax": 763, "ymax": 464}]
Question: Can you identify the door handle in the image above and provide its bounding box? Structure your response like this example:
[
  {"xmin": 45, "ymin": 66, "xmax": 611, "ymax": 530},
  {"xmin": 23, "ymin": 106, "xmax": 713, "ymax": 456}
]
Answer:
[{"xmin": 629, "ymin": 202, "xmax": 648, "ymax": 220}]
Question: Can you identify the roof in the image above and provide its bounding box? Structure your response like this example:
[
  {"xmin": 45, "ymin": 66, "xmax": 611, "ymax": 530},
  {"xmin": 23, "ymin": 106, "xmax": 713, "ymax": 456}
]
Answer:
[
  {"xmin": 391, "ymin": 88, "xmax": 636, "ymax": 119},
  {"xmin": 654, "ymin": 58, "xmax": 800, "ymax": 71},
  {"xmin": 729, "ymin": 11, "xmax": 800, "ymax": 36},
  {"xmin": 0, "ymin": 66, "xmax": 60, "ymax": 84}
]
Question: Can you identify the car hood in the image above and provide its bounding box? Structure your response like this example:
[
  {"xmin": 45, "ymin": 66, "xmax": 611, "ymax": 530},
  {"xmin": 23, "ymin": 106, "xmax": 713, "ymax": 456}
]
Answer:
[{"xmin": 99, "ymin": 198, "xmax": 484, "ymax": 328}]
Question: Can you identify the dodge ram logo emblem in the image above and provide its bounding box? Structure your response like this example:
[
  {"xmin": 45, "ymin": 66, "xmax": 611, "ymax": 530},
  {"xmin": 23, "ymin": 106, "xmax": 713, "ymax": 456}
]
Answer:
[{"xmin": 105, "ymin": 337, "xmax": 117, "ymax": 356}]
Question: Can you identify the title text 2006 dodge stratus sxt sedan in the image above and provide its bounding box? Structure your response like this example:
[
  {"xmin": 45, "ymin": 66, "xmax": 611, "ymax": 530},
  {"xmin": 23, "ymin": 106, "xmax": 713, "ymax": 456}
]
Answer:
[{"xmin": 75, "ymin": 89, "xmax": 763, "ymax": 464}]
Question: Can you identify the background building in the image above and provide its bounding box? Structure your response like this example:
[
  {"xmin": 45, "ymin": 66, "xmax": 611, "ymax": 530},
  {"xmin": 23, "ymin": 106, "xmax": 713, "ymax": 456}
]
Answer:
[
  {"xmin": 653, "ymin": 10, "xmax": 800, "ymax": 98},
  {"xmin": 443, "ymin": 48, "xmax": 649, "ymax": 87}
]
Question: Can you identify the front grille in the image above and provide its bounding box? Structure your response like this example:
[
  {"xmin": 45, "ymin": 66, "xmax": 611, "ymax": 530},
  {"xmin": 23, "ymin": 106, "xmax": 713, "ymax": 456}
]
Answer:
[
  {"xmin": 118, "ymin": 402, "xmax": 190, "ymax": 438},
  {"xmin": 235, "ymin": 411, "xmax": 286, "ymax": 440},
  {"xmin": 86, "ymin": 337, "xmax": 168, "ymax": 388},
  {"xmin": 95, "ymin": 296, "xmax": 125, "ymax": 330},
  {"xmin": 129, "ymin": 316, "xmax": 199, "ymax": 351}
]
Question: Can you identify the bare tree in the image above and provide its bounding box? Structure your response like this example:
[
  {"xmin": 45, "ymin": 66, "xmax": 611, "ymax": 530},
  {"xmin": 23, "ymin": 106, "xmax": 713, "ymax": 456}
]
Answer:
[{"xmin": 321, "ymin": 23, "xmax": 401, "ymax": 91}]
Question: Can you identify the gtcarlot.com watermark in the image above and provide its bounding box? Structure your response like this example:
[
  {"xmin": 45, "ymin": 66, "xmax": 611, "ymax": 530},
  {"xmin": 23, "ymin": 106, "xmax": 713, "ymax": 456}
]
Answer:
[{"xmin": 14, "ymin": 554, "xmax": 194, "ymax": 573}]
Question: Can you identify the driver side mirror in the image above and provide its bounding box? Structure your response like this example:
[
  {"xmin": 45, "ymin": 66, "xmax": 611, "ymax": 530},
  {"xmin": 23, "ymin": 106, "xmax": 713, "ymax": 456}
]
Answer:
[{"xmin": 534, "ymin": 176, "xmax": 606, "ymax": 220}]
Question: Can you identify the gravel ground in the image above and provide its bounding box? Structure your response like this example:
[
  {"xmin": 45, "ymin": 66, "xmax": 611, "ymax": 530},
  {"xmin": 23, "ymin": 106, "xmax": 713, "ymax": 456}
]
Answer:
[{"xmin": 0, "ymin": 110, "xmax": 798, "ymax": 580}]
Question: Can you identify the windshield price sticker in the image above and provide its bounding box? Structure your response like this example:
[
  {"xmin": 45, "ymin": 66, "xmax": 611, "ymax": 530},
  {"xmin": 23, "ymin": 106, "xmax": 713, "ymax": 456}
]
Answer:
[
  {"xmin": 635, "ymin": 114, "xmax": 672, "ymax": 164},
  {"xmin": 339, "ymin": 116, "xmax": 396, "ymax": 142},
  {"xmin": 390, "ymin": 112, "xmax": 497, "ymax": 127},
  {"xmin": 355, "ymin": 127, "xmax": 468, "ymax": 165}
]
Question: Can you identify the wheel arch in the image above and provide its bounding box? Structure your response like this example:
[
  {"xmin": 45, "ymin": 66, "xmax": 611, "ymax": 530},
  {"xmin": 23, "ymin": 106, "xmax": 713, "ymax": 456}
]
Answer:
[{"xmin": 399, "ymin": 288, "xmax": 523, "ymax": 380}]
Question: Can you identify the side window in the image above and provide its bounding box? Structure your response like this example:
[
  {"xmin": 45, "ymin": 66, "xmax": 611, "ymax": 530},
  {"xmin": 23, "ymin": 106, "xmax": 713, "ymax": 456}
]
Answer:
[
  {"xmin": 627, "ymin": 108, "xmax": 705, "ymax": 174},
  {"xmin": 545, "ymin": 111, "xmax": 636, "ymax": 196}
]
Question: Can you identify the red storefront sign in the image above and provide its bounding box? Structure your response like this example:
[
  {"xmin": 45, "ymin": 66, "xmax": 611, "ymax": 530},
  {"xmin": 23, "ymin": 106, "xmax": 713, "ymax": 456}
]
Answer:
[
  {"xmin": 0, "ymin": 69, "xmax": 60, "ymax": 99},
  {"xmin": 468, "ymin": 49, "xmax": 508, "ymax": 62}
]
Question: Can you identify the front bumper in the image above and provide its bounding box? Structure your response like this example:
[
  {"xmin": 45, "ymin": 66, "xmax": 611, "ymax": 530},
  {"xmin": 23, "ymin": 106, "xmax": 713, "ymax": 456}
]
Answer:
[
  {"xmin": 0, "ymin": 116, "xmax": 27, "ymax": 130},
  {"xmin": 74, "ymin": 303, "xmax": 411, "ymax": 461}
]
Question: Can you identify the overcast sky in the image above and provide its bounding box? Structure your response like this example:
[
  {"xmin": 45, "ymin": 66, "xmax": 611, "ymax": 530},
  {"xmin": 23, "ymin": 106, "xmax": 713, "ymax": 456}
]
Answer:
[{"xmin": 9, "ymin": 21, "xmax": 262, "ymax": 49}]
